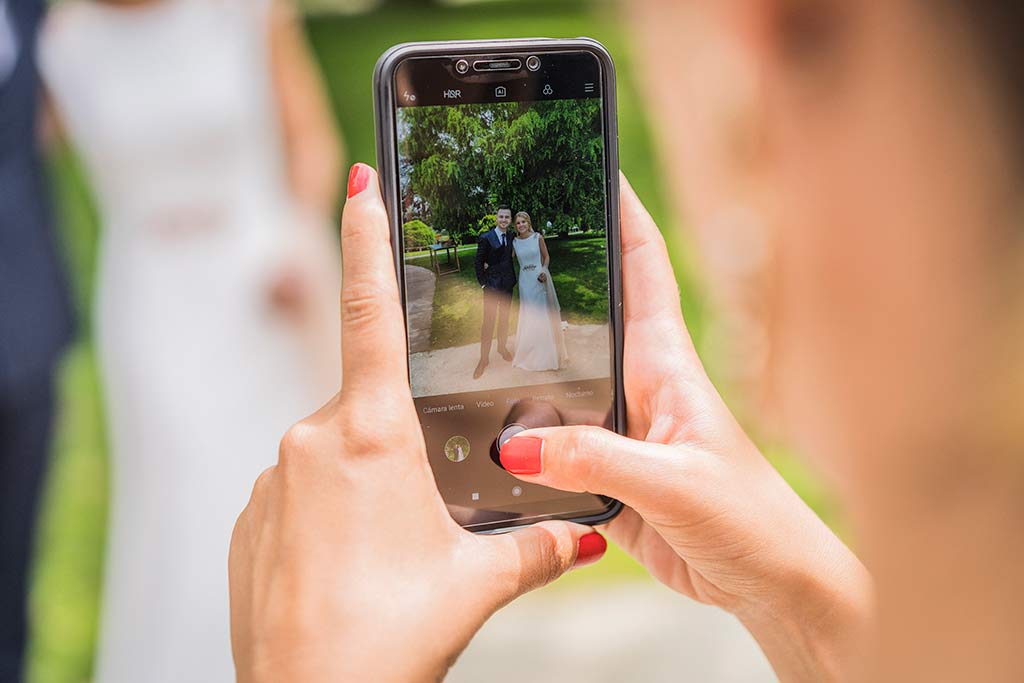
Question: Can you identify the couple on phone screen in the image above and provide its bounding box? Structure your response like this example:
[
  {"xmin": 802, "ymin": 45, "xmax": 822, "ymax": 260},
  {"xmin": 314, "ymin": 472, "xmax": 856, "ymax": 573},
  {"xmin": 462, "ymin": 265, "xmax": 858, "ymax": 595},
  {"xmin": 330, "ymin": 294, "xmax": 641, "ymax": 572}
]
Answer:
[{"xmin": 474, "ymin": 207, "xmax": 568, "ymax": 379}]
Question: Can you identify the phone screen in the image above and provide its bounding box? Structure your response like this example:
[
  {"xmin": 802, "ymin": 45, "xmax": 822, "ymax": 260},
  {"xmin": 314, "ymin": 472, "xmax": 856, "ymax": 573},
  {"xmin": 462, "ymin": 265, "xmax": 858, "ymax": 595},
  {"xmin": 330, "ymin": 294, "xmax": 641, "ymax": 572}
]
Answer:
[{"xmin": 390, "ymin": 50, "xmax": 620, "ymax": 530}]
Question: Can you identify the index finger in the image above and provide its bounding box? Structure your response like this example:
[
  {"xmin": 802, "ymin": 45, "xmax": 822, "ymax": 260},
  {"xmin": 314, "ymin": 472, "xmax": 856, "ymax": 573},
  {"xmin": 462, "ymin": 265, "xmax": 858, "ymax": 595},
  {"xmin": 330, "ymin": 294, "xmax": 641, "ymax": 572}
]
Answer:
[{"xmin": 339, "ymin": 163, "xmax": 408, "ymax": 394}]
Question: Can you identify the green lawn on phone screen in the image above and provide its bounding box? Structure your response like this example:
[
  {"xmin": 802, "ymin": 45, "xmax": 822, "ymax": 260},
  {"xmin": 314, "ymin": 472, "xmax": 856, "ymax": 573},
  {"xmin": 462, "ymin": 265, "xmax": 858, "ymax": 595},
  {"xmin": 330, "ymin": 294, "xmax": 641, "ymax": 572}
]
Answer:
[{"xmin": 26, "ymin": 2, "xmax": 831, "ymax": 682}]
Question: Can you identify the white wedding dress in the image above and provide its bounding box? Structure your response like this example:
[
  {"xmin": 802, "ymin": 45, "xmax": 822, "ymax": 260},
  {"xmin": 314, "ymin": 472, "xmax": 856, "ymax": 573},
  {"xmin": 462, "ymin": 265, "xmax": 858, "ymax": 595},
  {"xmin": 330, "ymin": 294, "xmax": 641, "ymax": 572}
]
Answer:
[
  {"xmin": 40, "ymin": 2, "xmax": 338, "ymax": 681},
  {"xmin": 512, "ymin": 232, "xmax": 568, "ymax": 371}
]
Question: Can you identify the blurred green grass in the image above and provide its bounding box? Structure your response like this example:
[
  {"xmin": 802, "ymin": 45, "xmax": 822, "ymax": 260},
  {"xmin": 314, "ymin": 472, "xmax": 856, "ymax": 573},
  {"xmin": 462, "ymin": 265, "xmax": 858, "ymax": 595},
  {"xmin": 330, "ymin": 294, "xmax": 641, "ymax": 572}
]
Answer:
[{"xmin": 25, "ymin": 2, "xmax": 823, "ymax": 682}]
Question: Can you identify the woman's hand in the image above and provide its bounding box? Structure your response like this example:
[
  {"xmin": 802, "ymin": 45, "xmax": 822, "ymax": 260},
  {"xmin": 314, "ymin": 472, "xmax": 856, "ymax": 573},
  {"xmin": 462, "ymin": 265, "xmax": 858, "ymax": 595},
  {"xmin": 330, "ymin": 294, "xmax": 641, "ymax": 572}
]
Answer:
[
  {"xmin": 229, "ymin": 164, "xmax": 606, "ymax": 683},
  {"xmin": 537, "ymin": 271, "xmax": 548, "ymax": 283},
  {"xmin": 500, "ymin": 175, "xmax": 873, "ymax": 681}
]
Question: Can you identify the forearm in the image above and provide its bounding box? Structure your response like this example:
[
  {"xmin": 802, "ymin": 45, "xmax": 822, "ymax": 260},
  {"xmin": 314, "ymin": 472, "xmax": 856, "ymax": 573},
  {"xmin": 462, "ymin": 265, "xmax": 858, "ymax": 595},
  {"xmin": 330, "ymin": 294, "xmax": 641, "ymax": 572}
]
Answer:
[
  {"xmin": 738, "ymin": 539, "xmax": 873, "ymax": 682},
  {"xmin": 249, "ymin": 653, "xmax": 448, "ymax": 683},
  {"xmin": 242, "ymin": 641, "xmax": 448, "ymax": 683}
]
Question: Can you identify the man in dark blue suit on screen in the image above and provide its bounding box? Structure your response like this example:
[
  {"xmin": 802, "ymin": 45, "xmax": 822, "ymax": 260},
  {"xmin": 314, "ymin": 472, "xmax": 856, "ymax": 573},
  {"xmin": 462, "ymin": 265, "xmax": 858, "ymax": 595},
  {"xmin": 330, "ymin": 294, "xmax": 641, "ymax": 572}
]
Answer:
[
  {"xmin": 0, "ymin": 0, "xmax": 74, "ymax": 679},
  {"xmin": 473, "ymin": 207, "xmax": 516, "ymax": 379}
]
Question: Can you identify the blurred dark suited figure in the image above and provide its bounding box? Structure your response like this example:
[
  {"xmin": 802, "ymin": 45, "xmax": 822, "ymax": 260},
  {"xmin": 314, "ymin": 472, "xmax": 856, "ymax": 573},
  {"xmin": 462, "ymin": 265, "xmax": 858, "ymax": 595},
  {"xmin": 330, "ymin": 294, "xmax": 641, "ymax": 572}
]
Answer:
[{"xmin": 0, "ymin": 0, "xmax": 74, "ymax": 681}]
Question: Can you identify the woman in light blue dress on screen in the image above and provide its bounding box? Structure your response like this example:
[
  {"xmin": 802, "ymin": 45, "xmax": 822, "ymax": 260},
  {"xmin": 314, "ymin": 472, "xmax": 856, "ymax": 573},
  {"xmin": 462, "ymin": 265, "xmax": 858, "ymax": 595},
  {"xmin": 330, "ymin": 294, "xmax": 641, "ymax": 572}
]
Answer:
[{"xmin": 511, "ymin": 211, "xmax": 568, "ymax": 371}]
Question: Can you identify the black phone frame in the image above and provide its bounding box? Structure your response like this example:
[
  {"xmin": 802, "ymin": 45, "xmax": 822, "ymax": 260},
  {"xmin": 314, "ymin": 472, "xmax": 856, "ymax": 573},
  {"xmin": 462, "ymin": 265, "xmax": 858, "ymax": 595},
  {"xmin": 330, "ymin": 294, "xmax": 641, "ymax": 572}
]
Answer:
[{"xmin": 373, "ymin": 38, "xmax": 625, "ymax": 533}]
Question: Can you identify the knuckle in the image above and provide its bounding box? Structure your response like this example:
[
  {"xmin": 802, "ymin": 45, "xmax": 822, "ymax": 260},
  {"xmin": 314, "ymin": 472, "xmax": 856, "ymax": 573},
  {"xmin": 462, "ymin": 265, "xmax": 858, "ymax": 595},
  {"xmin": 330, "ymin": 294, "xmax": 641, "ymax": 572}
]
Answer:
[
  {"xmin": 339, "ymin": 214, "xmax": 380, "ymax": 245},
  {"xmin": 336, "ymin": 403, "xmax": 405, "ymax": 458},
  {"xmin": 278, "ymin": 420, "xmax": 320, "ymax": 468},
  {"xmin": 227, "ymin": 518, "xmax": 247, "ymax": 576},
  {"xmin": 506, "ymin": 541, "xmax": 554, "ymax": 595},
  {"xmin": 234, "ymin": 467, "xmax": 277, "ymax": 547},
  {"xmin": 341, "ymin": 207, "xmax": 387, "ymax": 242},
  {"xmin": 231, "ymin": 505, "xmax": 249, "ymax": 545},
  {"xmin": 533, "ymin": 526, "xmax": 573, "ymax": 588},
  {"xmin": 340, "ymin": 282, "xmax": 394, "ymax": 329},
  {"xmin": 251, "ymin": 465, "xmax": 277, "ymax": 497},
  {"xmin": 561, "ymin": 427, "xmax": 606, "ymax": 483},
  {"xmin": 337, "ymin": 419, "xmax": 378, "ymax": 456},
  {"xmin": 493, "ymin": 523, "xmax": 579, "ymax": 600}
]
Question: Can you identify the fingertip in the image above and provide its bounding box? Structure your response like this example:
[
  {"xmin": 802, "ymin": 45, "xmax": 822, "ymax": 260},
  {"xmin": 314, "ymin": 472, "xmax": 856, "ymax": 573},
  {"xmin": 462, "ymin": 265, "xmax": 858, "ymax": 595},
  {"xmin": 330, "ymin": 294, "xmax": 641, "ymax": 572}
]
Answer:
[
  {"xmin": 573, "ymin": 531, "xmax": 607, "ymax": 568},
  {"xmin": 346, "ymin": 162, "xmax": 373, "ymax": 200},
  {"xmin": 524, "ymin": 522, "xmax": 607, "ymax": 570},
  {"xmin": 618, "ymin": 170, "xmax": 635, "ymax": 195},
  {"xmin": 341, "ymin": 164, "xmax": 386, "ymax": 229},
  {"xmin": 340, "ymin": 163, "xmax": 387, "ymax": 242},
  {"xmin": 618, "ymin": 171, "xmax": 642, "ymax": 212},
  {"xmin": 498, "ymin": 435, "xmax": 543, "ymax": 475}
]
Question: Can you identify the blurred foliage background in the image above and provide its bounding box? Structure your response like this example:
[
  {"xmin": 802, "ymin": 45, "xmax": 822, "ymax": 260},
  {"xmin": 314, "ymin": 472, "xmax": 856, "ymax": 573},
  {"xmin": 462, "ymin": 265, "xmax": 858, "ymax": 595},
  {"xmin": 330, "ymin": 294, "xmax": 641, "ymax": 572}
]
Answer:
[{"xmin": 26, "ymin": 1, "xmax": 832, "ymax": 681}]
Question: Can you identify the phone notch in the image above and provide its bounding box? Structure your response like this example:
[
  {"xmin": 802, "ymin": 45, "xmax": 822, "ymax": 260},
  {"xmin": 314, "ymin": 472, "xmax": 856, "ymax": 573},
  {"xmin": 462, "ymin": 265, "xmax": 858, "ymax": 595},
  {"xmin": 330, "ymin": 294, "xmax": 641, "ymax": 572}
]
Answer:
[{"xmin": 472, "ymin": 58, "xmax": 522, "ymax": 72}]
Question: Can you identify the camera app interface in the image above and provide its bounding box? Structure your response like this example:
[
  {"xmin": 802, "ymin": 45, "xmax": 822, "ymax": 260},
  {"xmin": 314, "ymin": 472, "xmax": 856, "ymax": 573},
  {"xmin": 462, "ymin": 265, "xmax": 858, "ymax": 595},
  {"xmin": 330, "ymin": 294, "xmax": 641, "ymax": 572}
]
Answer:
[{"xmin": 394, "ymin": 53, "xmax": 615, "ymax": 528}]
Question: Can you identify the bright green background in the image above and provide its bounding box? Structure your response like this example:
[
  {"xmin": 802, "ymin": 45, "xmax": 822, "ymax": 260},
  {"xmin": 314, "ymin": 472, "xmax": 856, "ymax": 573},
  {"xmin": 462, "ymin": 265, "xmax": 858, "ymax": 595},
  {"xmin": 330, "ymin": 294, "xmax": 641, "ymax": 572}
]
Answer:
[{"xmin": 26, "ymin": 2, "xmax": 830, "ymax": 682}]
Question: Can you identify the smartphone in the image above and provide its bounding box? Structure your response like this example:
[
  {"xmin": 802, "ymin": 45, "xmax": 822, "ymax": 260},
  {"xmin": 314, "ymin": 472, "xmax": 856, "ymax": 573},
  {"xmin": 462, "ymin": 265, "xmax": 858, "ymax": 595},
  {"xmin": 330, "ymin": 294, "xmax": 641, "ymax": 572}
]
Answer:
[{"xmin": 374, "ymin": 38, "xmax": 624, "ymax": 533}]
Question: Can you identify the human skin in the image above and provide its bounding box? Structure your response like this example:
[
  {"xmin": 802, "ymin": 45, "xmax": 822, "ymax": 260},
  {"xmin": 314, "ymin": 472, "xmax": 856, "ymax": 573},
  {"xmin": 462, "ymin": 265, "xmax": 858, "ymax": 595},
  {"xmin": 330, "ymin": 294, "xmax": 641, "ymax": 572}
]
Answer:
[
  {"xmin": 228, "ymin": 164, "xmax": 606, "ymax": 683},
  {"xmin": 230, "ymin": 165, "xmax": 871, "ymax": 681},
  {"xmin": 232, "ymin": 2, "xmax": 1024, "ymax": 679},
  {"xmin": 501, "ymin": 175, "xmax": 872, "ymax": 681},
  {"xmin": 515, "ymin": 215, "xmax": 530, "ymax": 237},
  {"xmin": 514, "ymin": 214, "xmax": 550, "ymax": 281},
  {"xmin": 628, "ymin": 1, "xmax": 1024, "ymax": 679},
  {"xmin": 496, "ymin": 208, "xmax": 512, "ymax": 232}
]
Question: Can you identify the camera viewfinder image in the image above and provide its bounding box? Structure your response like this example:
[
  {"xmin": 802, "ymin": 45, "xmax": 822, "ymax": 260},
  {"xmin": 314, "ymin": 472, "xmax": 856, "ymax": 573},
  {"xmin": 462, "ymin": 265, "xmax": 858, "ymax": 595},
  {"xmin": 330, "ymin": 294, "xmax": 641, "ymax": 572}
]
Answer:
[{"xmin": 398, "ymin": 98, "xmax": 612, "ymax": 398}]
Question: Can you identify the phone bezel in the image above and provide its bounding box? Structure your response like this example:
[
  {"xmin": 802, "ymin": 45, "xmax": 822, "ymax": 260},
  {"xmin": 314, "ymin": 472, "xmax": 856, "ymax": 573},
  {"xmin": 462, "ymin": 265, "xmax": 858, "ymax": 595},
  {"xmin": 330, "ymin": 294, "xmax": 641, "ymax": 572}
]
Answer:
[{"xmin": 373, "ymin": 38, "xmax": 625, "ymax": 533}]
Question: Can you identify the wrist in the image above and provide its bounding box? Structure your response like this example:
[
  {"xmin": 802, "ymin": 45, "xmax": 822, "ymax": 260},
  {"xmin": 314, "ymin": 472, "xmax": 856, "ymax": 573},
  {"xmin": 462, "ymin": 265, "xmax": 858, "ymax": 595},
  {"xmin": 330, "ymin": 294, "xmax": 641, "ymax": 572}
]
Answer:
[
  {"xmin": 245, "ymin": 640, "xmax": 449, "ymax": 683},
  {"xmin": 737, "ymin": 539, "xmax": 874, "ymax": 682}
]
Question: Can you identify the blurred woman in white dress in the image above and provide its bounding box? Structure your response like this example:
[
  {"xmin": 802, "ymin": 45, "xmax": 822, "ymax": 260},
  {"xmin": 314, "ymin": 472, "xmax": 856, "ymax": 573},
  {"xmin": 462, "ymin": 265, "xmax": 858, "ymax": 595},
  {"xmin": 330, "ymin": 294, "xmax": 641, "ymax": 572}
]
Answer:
[
  {"xmin": 39, "ymin": 1, "xmax": 342, "ymax": 680},
  {"xmin": 511, "ymin": 211, "xmax": 568, "ymax": 371}
]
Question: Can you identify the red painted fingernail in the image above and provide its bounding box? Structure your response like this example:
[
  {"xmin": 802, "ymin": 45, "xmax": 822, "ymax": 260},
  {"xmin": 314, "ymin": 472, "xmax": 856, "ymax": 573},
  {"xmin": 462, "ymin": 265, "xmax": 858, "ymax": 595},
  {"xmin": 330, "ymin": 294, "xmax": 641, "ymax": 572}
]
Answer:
[
  {"xmin": 347, "ymin": 163, "xmax": 371, "ymax": 199},
  {"xmin": 574, "ymin": 532, "xmax": 607, "ymax": 568},
  {"xmin": 499, "ymin": 436, "xmax": 543, "ymax": 474}
]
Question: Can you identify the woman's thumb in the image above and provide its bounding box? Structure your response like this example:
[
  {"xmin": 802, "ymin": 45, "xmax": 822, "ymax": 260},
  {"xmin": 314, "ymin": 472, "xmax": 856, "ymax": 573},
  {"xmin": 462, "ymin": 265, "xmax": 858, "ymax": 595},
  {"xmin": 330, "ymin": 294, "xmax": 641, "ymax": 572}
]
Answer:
[
  {"xmin": 498, "ymin": 426, "xmax": 702, "ymax": 512},
  {"xmin": 488, "ymin": 521, "xmax": 607, "ymax": 603}
]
